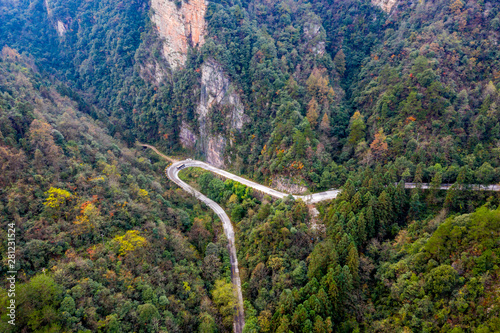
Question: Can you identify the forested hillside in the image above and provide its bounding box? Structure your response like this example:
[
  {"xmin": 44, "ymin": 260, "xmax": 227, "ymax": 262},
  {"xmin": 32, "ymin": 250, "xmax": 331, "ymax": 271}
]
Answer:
[
  {"xmin": 2, "ymin": 0, "xmax": 500, "ymax": 186},
  {"xmin": 351, "ymin": 0, "xmax": 500, "ymax": 178},
  {"xmin": 177, "ymin": 163, "xmax": 500, "ymax": 332},
  {"xmin": 1, "ymin": 0, "xmax": 500, "ymax": 332},
  {"xmin": 0, "ymin": 51, "xmax": 237, "ymax": 332}
]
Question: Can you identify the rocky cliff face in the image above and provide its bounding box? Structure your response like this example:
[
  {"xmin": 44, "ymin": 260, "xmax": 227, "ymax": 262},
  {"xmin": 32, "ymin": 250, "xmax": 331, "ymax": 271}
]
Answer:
[
  {"xmin": 183, "ymin": 59, "xmax": 247, "ymax": 167},
  {"xmin": 43, "ymin": 0, "xmax": 67, "ymax": 37},
  {"xmin": 149, "ymin": 1, "xmax": 244, "ymax": 166},
  {"xmin": 303, "ymin": 13, "xmax": 326, "ymax": 56},
  {"xmin": 179, "ymin": 121, "xmax": 197, "ymax": 149},
  {"xmin": 197, "ymin": 60, "xmax": 246, "ymax": 131},
  {"xmin": 271, "ymin": 176, "xmax": 308, "ymax": 194},
  {"xmin": 371, "ymin": 0, "xmax": 398, "ymax": 13},
  {"xmin": 56, "ymin": 20, "xmax": 67, "ymax": 36},
  {"xmin": 151, "ymin": 0, "xmax": 207, "ymax": 69}
]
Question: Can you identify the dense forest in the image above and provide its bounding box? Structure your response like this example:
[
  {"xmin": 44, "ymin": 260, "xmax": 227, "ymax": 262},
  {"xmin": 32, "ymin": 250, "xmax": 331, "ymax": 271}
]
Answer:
[
  {"xmin": 1, "ymin": 0, "xmax": 500, "ymax": 332},
  {"xmin": 1, "ymin": 0, "xmax": 500, "ymax": 185},
  {"xmin": 179, "ymin": 164, "xmax": 500, "ymax": 332},
  {"xmin": 0, "ymin": 51, "xmax": 237, "ymax": 332}
]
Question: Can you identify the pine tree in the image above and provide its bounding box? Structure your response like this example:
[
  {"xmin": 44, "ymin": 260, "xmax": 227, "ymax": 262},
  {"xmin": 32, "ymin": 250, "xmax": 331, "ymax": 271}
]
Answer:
[
  {"xmin": 393, "ymin": 182, "xmax": 407, "ymax": 220},
  {"xmin": 346, "ymin": 243, "xmax": 359, "ymax": 280},
  {"xmin": 365, "ymin": 205, "xmax": 376, "ymax": 239},
  {"xmin": 351, "ymin": 191, "xmax": 363, "ymax": 211},
  {"xmin": 320, "ymin": 112, "xmax": 330, "ymax": 133},
  {"xmin": 402, "ymin": 167, "xmax": 411, "ymax": 182},
  {"xmin": 348, "ymin": 111, "xmax": 366, "ymax": 144},
  {"xmin": 409, "ymin": 192, "xmax": 422, "ymax": 218},
  {"xmin": 334, "ymin": 49, "xmax": 346, "ymax": 76},
  {"xmin": 316, "ymin": 288, "xmax": 331, "ymax": 316},
  {"xmin": 342, "ymin": 179, "xmax": 356, "ymax": 200},
  {"xmin": 337, "ymin": 233, "xmax": 351, "ymax": 261},
  {"xmin": 291, "ymin": 305, "xmax": 308, "ymax": 329},
  {"xmin": 370, "ymin": 128, "xmax": 388, "ymax": 162},
  {"xmin": 302, "ymin": 319, "xmax": 313, "ymax": 333},
  {"xmin": 414, "ymin": 163, "xmax": 424, "ymax": 186},
  {"xmin": 314, "ymin": 316, "xmax": 326, "ymax": 333},
  {"xmin": 356, "ymin": 212, "xmax": 367, "ymax": 245},
  {"xmin": 322, "ymin": 268, "xmax": 339, "ymax": 303},
  {"xmin": 428, "ymin": 170, "xmax": 443, "ymax": 205},
  {"xmin": 325, "ymin": 317, "xmax": 334, "ymax": 333},
  {"xmin": 293, "ymin": 130, "xmax": 307, "ymax": 157},
  {"xmin": 346, "ymin": 216, "xmax": 357, "ymax": 241},
  {"xmin": 306, "ymin": 98, "xmax": 319, "ymax": 128},
  {"xmin": 276, "ymin": 316, "xmax": 291, "ymax": 333},
  {"xmin": 445, "ymin": 166, "xmax": 467, "ymax": 209},
  {"xmin": 340, "ymin": 265, "xmax": 354, "ymax": 294},
  {"xmin": 377, "ymin": 191, "xmax": 392, "ymax": 233}
]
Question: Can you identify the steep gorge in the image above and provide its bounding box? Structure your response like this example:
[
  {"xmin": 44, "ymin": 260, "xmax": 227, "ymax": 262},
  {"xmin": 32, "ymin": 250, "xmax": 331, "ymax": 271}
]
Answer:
[
  {"xmin": 179, "ymin": 59, "xmax": 247, "ymax": 167},
  {"xmin": 195, "ymin": 59, "xmax": 247, "ymax": 167},
  {"xmin": 151, "ymin": 0, "xmax": 246, "ymax": 167}
]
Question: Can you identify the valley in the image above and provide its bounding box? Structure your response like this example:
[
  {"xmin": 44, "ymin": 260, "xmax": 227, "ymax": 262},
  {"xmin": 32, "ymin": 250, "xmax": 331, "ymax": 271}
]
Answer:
[{"xmin": 1, "ymin": 0, "xmax": 500, "ymax": 332}]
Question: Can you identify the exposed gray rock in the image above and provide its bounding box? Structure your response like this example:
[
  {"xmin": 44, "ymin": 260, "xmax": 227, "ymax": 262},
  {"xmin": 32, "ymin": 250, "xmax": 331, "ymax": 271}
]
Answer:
[
  {"xmin": 56, "ymin": 20, "xmax": 67, "ymax": 37},
  {"xmin": 194, "ymin": 58, "xmax": 247, "ymax": 167},
  {"xmin": 372, "ymin": 0, "xmax": 398, "ymax": 13},
  {"xmin": 179, "ymin": 121, "xmax": 197, "ymax": 149},
  {"xmin": 138, "ymin": 60, "xmax": 167, "ymax": 86},
  {"xmin": 271, "ymin": 176, "xmax": 308, "ymax": 194},
  {"xmin": 303, "ymin": 13, "xmax": 326, "ymax": 56}
]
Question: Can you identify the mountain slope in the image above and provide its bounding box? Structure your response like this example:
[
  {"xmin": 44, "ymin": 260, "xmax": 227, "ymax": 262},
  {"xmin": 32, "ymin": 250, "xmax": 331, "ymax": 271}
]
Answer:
[{"xmin": 0, "ymin": 49, "xmax": 233, "ymax": 333}]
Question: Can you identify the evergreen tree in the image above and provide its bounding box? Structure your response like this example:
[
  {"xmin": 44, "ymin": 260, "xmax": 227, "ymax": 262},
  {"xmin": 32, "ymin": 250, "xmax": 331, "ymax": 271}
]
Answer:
[{"xmin": 333, "ymin": 49, "xmax": 346, "ymax": 76}]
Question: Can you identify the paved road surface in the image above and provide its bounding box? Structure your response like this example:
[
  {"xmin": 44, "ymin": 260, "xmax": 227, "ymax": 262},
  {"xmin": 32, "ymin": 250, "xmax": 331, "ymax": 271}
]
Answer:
[
  {"xmin": 170, "ymin": 160, "xmax": 341, "ymax": 203},
  {"xmin": 166, "ymin": 162, "xmax": 245, "ymax": 333},
  {"xmin": 404, "ymin": 182, "xmax": 500, "ymax": 191}
]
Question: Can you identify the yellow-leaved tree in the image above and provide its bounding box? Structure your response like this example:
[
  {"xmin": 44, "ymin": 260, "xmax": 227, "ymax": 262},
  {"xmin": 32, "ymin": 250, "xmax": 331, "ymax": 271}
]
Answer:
[
  {"xmin": 319, "ymin": 112, "xmax": 330, "ymax": 133},
  {"xmin": 306, "ymin": 97, "xmax": 319, "ymax": 128},
  {"xmin": 73, "ymin": 199, "xmax": 102, "ymax": 237},
  {"xmin": 100, "ymin": 161, "xmax": 121, "ymax": 180},
  {"xmin": 306, "ymin": 67, "xmax": 335, "ymax": 108},
  {"xmin": 370, "ymin": 128, "xmax": 388, "ymax": 162},
  {"xmin": 44, "ymin": 187, "xmax": 73, "ymax": 210},
  {"xmin": 113, "ymin": 230, "xmax": 147, "ymax": 256},
  {"xmin": 212, "ymin": 279, "xmax": 236, "ymax": 330}
]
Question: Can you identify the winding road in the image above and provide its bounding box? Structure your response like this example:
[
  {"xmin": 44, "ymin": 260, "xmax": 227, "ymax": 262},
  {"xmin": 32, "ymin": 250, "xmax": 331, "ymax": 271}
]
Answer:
[
  {"xmin": 141, "ymin": 143, "xmax": 500, "ymax": 333},
  {"xmin": 167, "ymin": 160, "xmax": 341, "ymax": 203},
  {"xmin": 166, "ymin": 161, "xmax": 245, "ymax": 333},
  {"xmin": 160, "ymin": 158, "xmax": 341, "ymax": 333}
]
